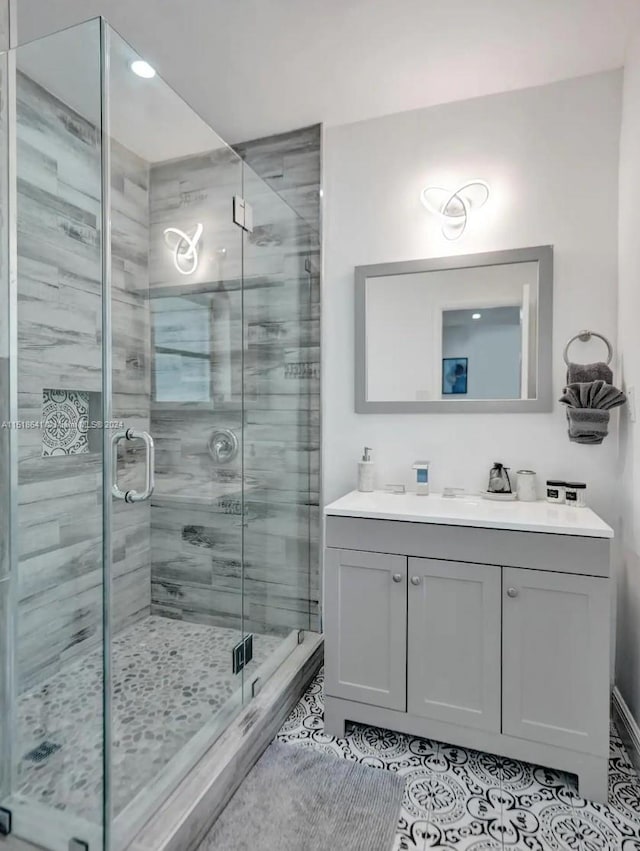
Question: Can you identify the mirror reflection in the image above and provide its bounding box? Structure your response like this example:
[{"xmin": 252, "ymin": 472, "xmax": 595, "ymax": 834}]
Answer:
[{"xmin": 365, "ymin": 260, "xmax": 539, "ymax": 404}]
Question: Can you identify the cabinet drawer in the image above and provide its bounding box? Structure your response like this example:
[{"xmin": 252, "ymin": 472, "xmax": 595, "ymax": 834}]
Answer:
[{"xmin": 324, "ymin": 549, "xmax": 407, "ymax": 710}]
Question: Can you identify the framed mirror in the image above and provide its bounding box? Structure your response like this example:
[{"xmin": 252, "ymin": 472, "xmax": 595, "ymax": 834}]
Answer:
[{"xmin": 355, "ymin": 245, "xmax": 553, "ymax": 413}]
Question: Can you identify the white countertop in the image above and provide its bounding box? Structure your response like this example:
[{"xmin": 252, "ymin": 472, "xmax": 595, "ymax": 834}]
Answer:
[{"xmin": 324, "ymin": 491, "xmax": 614, "ymax": 538}]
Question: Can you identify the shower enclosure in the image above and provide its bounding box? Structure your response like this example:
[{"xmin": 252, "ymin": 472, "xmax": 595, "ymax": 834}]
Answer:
[{"xmin": 0, "ymin": 18, "xmax": 320, "ymax": 851}]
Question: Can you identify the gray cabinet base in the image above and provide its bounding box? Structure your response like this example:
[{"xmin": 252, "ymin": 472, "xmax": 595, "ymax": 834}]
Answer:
[{"xmin": 324, "ymin": 694, "xmax": 609, "ymax": 803}]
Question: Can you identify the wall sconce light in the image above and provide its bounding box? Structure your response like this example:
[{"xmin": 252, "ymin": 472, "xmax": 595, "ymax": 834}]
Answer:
[
  {"xmin": 163, "ymin": 223, "xmax": 204, "ymax": 275},
  {"xmin": 420, "ymin": 180, "xmax": 490, "ymax": 240}
]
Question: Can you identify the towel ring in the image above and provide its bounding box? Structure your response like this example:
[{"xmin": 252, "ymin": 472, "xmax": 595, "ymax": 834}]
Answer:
[{"xmin": 563, "ymin": 330, "xmax": 613, "ymax": 366}]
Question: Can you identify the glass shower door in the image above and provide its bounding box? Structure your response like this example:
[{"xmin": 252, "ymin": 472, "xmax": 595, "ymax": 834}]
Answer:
[
  {"xmin": 239, "ymin": 162, "xmax": 318, "ymax": 675},
  {"xmin": 0, "ymin": 18, "xmax": 319, "ymax": 851},
  {"xmin": 2, "ymin": 18, "xmax": 107, "ymax": 851},
  {"xmin": 0, "ymin": 30, "xmax": 11, "ymax": 841},
  {"xmin": 103, "ymin": 26, "xmax": 248, "ymax": 849},
  {"xmin": 0, "ymin": 343, "xmax": 9, "ymax": 845}
]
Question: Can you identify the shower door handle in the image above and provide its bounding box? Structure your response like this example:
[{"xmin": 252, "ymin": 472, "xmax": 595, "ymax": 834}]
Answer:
[{"xmin": 112, "ymin": 428, "xmax": 155, "ymax": 503}]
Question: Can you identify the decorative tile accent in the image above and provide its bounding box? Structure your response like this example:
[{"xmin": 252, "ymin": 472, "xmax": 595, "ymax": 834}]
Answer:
[
  {"xmin": 41, "ymin": 389, "xmax": 89, "ymax": 457},
  {"xmin": 277, "ymin": 668, "xmax": 640, "ymax": 851}
]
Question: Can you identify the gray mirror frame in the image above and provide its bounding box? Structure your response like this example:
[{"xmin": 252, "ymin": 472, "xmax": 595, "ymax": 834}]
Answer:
[{"xmin": 355, "ymin": 245, "xmax": 553, "ymax": 413}]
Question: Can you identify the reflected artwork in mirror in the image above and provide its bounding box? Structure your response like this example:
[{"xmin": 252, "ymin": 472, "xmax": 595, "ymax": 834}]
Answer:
[
  {"xmin": 442, "ymin": 357, "xmax": 468, "ymax": 395},
  {"xmin": 355, "ymin": 246, "xmax": 553, "ymax": 413}
]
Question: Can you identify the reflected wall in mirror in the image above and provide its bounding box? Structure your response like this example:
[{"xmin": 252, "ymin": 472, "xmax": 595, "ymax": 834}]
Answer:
[{"xmin": 355, "ymin": 246, "xmax": 553, "ymax": 413}]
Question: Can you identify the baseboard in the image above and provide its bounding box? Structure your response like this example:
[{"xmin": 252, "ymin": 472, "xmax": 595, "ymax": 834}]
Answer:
[{"xmin": 612, "ymin": 685, "xmax": 640, "ymax": 776}]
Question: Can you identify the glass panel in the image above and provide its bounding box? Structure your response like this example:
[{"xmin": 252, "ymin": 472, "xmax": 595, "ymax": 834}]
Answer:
[
  {"xmin": 3, "ymin": 18, "xmax": 105, "ymax": 851},
  {"xmin": 0, "ymin": 19, "xmax": 321, "ymax": 851},
  {"xmin": 0, "ymin": 44, "xmax": 11, "ymax": 808},
  {"xmin": 105, "ymin": 26, "xmax": 246, "ymax": 848},
  {"xmin": 240, "ymin": 162, "xmax": 320, "ymax": 669}
]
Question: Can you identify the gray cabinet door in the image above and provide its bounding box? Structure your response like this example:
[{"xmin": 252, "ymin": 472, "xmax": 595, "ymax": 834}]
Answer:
[
  {"xmin": 324, "ymin": 549, "xmax": 407, "ymax": 710},
  {"xmin": 407, "ymin": 557, "xmax": 501, "ymax": 731},
  {"xmin": 502, "ymin": 567, "xmax": 610, "ymax": 755}
]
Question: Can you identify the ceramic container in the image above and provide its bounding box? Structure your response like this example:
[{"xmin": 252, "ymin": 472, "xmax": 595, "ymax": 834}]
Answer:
[{"xmin": 516, "ymin": 469, "xmax": 538, "ymax": 502}]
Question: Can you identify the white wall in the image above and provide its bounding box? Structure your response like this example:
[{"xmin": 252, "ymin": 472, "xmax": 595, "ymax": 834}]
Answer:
[
  {"xmin": 616, "ymin": 30, "xmax": 640, "ymax": 728},
  {"xmin": 323, "ymin": 72, "xmax": 622, "ymax": 513}
]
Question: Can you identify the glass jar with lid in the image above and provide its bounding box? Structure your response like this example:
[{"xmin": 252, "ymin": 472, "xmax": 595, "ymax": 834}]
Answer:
[
  {"xmin": 546, "ymin": 480, "xmax": 566, "ymax": 504},
  {"xmin": 565, "ymin": 482, "xmax": 587, "ymax": 507}
]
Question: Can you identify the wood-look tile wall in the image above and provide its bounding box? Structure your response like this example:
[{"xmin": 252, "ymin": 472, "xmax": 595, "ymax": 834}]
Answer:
[
  {"xmin": 11, "ymin": 86, "xmax": 320, "ymax": 691},
  {"xmin": 15, "ymin": 73, "xmax": 151, "ymax": 690},
  {"xmin": 233, "ymin": 124, "xmax": 322, "ymax": 234},
  {"xmin": 149, "ymin": 125, "xmax": 321, "ymax": 636}
]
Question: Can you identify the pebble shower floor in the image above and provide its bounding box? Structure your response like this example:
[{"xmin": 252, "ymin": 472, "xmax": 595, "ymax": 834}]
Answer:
[
  {"xmin": 276, "ymin": 668, "xmax": 640, "ymax": 851},
  {"xmin": 16, "ymin": 616, "xmax": 281, "ymax": 820}
]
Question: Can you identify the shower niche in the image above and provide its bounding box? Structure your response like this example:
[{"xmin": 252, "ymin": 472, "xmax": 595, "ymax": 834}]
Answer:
[{"xmin": 41, "ymin": 389, "xmax": 104, "ymax": 456}]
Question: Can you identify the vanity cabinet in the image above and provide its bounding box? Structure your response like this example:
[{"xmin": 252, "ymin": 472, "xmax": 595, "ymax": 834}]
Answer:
[{"xmin": 323, "ymin": 494, "xmax": 613, "ymax": 802}]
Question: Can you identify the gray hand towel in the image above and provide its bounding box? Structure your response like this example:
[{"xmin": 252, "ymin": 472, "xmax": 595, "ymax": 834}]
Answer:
[
  {"xmin": 566, "ymin": 361, "xmax": 613, "ymax": 385},
  {"xmin": 559, "ymin": 379, "xmax": 625, "ymax": 445},
  {"xmin": 565, "ymin": 408, "xmax": 610, "ymax": 444},
  {"xmin": 559, "ymin": 380, "xmax": 626, "ymax": 411}
]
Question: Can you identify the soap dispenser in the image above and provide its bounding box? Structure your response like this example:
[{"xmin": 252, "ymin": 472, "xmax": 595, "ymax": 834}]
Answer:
[{"xmin": 358, "ymin": 447, "xmax": 375, "ymax": 492}]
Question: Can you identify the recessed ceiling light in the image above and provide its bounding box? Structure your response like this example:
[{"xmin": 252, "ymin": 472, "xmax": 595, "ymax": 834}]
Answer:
[
  {"xmin": 131, "ymin": 60, "xmax": 156, "ymax": 79},
  {"xmin": 472, "ymin": 313, "xmax": 482, "ymax": 319}
]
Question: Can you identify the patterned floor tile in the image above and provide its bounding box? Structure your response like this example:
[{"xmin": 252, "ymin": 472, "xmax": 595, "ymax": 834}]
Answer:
[
  {"xmin": 277, "ymin": 668, "xmax": 640, "ymax": 851},
  {"xmin": 497, "ymin": 759, "xmax": 580, "ymax": 849},
  {"xmin": 424, "ymin": 816, "xmax": 503, "ymax": 851},
  {"xmin": 395, "ymin": 817, "xmax": 430, "ymax": 851},
  {"xmin": 277, "ymin": 669, "xmax": 436, "ymax": 849}
]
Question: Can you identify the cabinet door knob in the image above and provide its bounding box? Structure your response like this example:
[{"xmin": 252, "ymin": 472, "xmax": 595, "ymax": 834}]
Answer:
[
  {"xmin": 392, "ymin": 573, "xmax": 403, "ymax": 583},
  {"xmin": 507, "ymin": 587, "xmax": 518, "ymax": 598},
  {"xmin": 410, "ymin": 576, "xmax": 422, "ymax": 586}
]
